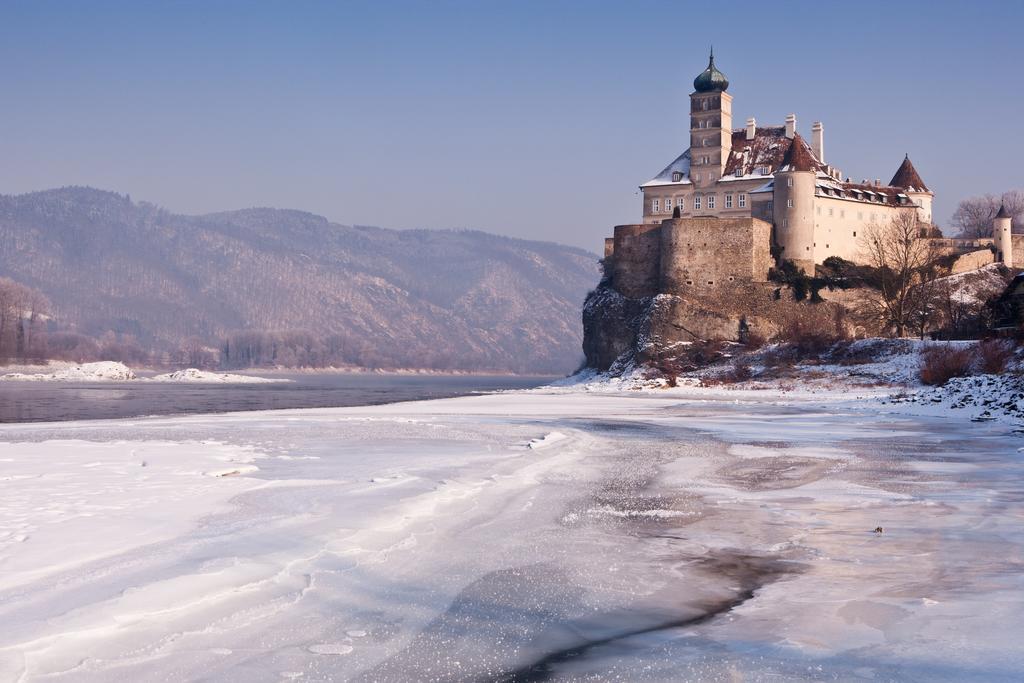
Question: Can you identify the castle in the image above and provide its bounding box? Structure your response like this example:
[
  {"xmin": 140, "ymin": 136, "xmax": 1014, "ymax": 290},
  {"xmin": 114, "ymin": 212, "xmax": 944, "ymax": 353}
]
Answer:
[
  {"xmin": 585, "ymin": 52, "xmax": 1018, "ymax": 369},
  {"xmin": 602, "ymin": 51, "xmax": 1018, "ymax": 300}
]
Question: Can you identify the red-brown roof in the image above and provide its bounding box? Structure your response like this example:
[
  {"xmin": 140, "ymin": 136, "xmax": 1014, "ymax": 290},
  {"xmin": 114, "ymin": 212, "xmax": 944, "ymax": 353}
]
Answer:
[
  {"xmin": 722, "ymin": 126, "xmax": 790, "ymax": 176},
  {"xmin": 888, "ymin": 155, "xmax": 929, "ymax": 192},
  {"xmin": 777, "ymin": 133, "xmax": 821, "ymax": 173},
  {"xmin": 831, "ymin": 180, "xmax": 914, "ymax": 207}
]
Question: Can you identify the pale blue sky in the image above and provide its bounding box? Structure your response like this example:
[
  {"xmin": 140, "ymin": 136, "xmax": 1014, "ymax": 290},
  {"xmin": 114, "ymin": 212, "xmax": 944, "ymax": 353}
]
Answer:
[{"xmin": 1, "ymin": 1, "xmax": 1021, "ymax": 251}]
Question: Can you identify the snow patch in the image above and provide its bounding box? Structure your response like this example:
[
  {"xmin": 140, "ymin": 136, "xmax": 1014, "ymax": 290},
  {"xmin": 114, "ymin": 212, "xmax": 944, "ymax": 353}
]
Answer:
[
  {"xmin": 0, "ymin": 361, "xmax": 136, "ymax": 382},
  {"xmin": 149, "ymin": 368, "xmax": 287, "ymax": 383},
  {"xmin": 527, "ymin": 431, "xmax": 567, "ymax": 449}
]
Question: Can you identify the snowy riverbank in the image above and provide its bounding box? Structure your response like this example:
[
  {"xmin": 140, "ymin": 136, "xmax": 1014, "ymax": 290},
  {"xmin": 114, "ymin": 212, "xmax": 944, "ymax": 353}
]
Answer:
[
  {"xmin": 0, "ymin": 362, "xmax": 286, "ymax": 383},
  {"xmin": 0, "ymin": 386, "xmax": 1021, "ymax": 681}
]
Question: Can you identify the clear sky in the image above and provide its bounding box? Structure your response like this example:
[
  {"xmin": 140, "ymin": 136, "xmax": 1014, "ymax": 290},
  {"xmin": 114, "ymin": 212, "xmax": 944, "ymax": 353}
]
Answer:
[{"xmin": 1, "ymin": 1, "xmax": 1021, "ymax": 252}]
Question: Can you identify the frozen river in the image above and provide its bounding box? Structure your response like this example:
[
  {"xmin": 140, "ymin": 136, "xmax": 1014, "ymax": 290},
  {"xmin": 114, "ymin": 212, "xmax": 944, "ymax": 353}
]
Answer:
[
  {"xmin": 0, "ymin": 373, "xmax": 552, "ymax": 423},
  {"xmin": 0, "ymin": 388, "xmax": 1021, "ymax": 681}
]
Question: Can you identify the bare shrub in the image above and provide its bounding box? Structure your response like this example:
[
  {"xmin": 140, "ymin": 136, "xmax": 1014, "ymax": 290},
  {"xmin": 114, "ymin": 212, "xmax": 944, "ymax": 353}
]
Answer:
[
  {"xmin": 779, "ymin": 317, "xmax": 846, "ymax": 358},
  {"xmin": 919, "ymin": 346, "xmax": 974, "ymax": 386},
  {"xmin": 653, "ymin": 357, "xmax": 685, "ymax": 387},
  {"xmin": 743, "ymin": 328, "xmax": 768, "ymax": 350},
  {"xmin": 755, "ymin": 343, "xmax": 796, "ymax": 370},
  {"xmin": 977, "ymin": 339, "xmax": 1015, "ymax": 374},
  {"xmin": 729, "ymin": 363, "xmax": 753, "ymax": 383},
  {"xmin": 651, "ymin": 340, "xmax": 730, "ymax": 386}
]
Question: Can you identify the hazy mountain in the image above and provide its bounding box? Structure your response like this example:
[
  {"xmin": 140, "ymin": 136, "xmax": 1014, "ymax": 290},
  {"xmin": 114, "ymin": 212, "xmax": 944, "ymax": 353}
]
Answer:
[{"xmin": 0, "ymin": 187, "xmax": 600, "ymax": 373}]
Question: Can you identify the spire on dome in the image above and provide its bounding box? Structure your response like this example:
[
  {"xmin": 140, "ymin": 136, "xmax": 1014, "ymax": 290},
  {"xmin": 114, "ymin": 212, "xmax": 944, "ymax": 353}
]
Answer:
[
  {"xmin": 693, "ymin": 48, "xmax": 729, "ymax": 93},
  {"xmin": 889, "ymin": 155, "xmax": 929, "ymax": 192}
]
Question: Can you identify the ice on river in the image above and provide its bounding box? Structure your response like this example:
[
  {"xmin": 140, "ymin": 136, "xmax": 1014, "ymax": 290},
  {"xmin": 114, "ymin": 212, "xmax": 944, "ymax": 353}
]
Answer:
[{"xmin": 0, "ymin": 389, "xmax": 1021, "ymax": 681}]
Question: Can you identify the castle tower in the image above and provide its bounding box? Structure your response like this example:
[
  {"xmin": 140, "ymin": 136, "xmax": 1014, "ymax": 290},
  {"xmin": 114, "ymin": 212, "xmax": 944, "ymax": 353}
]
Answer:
[
  {"xmin": 994, "ymin": 202, "xmax": 1012, "ymax": 265},
  {"xmin": 889, "ymin": 154, "xmax": 933, "ymax": 224},
  {"xmin": 689, "ymin": 49, "xmax": 732, "ymax": 191},
  {"xmin": 773, "ymin": 133, "xmax": 817, "ymax": 273}
]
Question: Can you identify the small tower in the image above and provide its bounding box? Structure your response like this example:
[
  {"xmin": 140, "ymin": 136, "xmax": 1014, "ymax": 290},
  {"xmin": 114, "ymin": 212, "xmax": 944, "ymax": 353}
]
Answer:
[
  {"xmin": 689, "ymin": 49, "xmax": 732, "ymax": 190},
  {"xmin": 889, "ymin": 154, "xmax": 933, "ymax": 224},
  {"xmin": 773, "ymin": 133, "xmax": 818, "ymax": 274},
  {"xmin": 994, "ymin": 202, "xmax": 1012, "ymax": 266}
]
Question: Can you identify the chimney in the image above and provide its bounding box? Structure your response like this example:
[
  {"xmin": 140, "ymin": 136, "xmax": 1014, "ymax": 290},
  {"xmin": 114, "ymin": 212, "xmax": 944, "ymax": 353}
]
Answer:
[
  {"xmin": 785, "ymin": 113, "xmax": 796, "ymax": 139},
  {"xmin": 811, "ymin": 121, "xmax": 824, "ymax": 163},
  {"xmin": 875, "ymin": 178, "xmax": 881, "ymax": 186},
  {"xmin": 746, "ymin": 117, "xmax": 756, "ymax": 140}
]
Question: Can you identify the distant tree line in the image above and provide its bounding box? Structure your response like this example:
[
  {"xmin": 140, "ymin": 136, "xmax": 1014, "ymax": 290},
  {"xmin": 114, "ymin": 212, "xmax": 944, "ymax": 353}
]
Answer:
[
  {"xmin": 0, "ymin": 277, "xmax": 50, "ymax": 362},
  {"xmin": 217, "ymin": 329, "xmax": 487, "ymax": 371}
]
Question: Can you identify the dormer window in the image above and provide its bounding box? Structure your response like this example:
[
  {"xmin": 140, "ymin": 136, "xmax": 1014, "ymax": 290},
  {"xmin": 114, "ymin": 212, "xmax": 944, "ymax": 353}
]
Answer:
[
  {"xmin": 760, "ymin": 166, "xmax": 770, "ymax": 175},
  {"xmin": 672, "ymin": 171, "xmax": 683, "ymax": 182},
  {"xmin": 734, "ymin": 168, "xmax": 742, "ymax": 177}
]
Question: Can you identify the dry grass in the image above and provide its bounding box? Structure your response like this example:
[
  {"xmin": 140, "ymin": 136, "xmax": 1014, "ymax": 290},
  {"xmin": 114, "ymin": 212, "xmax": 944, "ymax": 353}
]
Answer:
[
  {"xmin": 919, "ymin": 346, "xmax": 975, "ymax": 386},
  {"xmin": 977, "ymin": 339, "xmax": 1015, "ymax": 374},
  {"xmin": 704, "ymin": 362, "xmax": 754, "ymax": 387}
]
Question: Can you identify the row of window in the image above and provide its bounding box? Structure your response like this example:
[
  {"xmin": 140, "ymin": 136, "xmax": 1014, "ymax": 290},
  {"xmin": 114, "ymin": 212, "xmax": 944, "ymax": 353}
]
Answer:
[
  {"xmin": 669, "ymin": 170, "xmax": 720, "ymax": 183},
  {"xmin": 691, "ymin": 97, "xmax": 721, "ymax": 112},
  {"xmin": 815, "ymin": 205, "xmax": 878, "ymax": 222},
  {"xmin": 650, "ymin": 193, "xmax": 747, "ymax": 214},
  {"xmin": 692, "ymin": 118, "xmax": 720, "ymax": 129}
]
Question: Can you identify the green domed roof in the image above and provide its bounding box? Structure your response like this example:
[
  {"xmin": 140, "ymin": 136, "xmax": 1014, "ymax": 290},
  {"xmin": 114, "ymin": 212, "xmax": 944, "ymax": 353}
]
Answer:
[{"xmin": 693, "ymin": 49, "xmax": 729, "ymax": 93}]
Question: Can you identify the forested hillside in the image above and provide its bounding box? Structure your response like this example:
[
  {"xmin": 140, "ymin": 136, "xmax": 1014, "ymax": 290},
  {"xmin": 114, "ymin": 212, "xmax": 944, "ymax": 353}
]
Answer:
[{"xmin": 0, "ymin": 187, "xmax": 599, "ymax": 373}]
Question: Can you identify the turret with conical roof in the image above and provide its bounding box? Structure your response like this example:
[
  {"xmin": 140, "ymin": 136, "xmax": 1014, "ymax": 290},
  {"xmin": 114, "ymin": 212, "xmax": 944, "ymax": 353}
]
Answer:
[
  {"xmin": 889, "ymin": 154, "xmax": 929, "ymax": 192},
  {"xmin": 693, "ymin": 48, "xmax": 729, "ymax": 93},
  {"xmin": 994, "ymin": 202, "xmax": 1013, "ymax": 265},
  {"xmin": 774, "ymin": 134, "xmax": 817, "ymax": 273},
  {"xmin": 889, "ymin": 154, "xmax": 933, "ymax": 223},
  {"xmin": 778, "ymin": 133, "xmax": 820, "ymax": 172}
]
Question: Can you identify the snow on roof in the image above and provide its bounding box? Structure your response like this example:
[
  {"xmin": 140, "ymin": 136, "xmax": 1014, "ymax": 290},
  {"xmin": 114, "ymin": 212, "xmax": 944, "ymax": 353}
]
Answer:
[
  {"xmin": 723, "ymin": 126, "xmax": 792, "ymax": 177},
  {"xmin": 640, "ymin": 150, "xmax": 692, "ymax": 188},
  {"xmin": 642, "ymin": 126, "xmax": 795, "ymax": 187}
]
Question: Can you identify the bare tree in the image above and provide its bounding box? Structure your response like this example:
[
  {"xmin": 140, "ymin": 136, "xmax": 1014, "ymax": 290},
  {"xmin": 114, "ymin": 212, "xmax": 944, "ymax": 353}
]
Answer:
[
  {"xmin": 858, "ymin": 210, "xmax": 944, "ymax": 337},
  {"xmin": 0, "ymin": 277, "xmax": 51, "ymax": 362},
  {"xmin": 952, "ymin": 190, "xmax": 1024, "ymax": 238},
  {"xmin": 175, "ymin": 337, "xmax": 217, "ymax": 368}
]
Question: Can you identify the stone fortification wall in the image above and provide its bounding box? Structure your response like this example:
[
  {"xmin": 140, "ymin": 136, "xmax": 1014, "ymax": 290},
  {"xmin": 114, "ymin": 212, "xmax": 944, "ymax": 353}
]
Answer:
[
  {"xmin": 659, "ymin": 216, "xmax": 772, "ymax": 291},
  {"xmin": 950, "ymin": 249, "xmax": 995, "ymax": 274},
  {"xmin": 1012, "ymin": 235, "xmax": 1024, "ymax": 269},
  {"xmin": 610, "ymin": 224, "xmax": 662, "ymax": 298}
]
